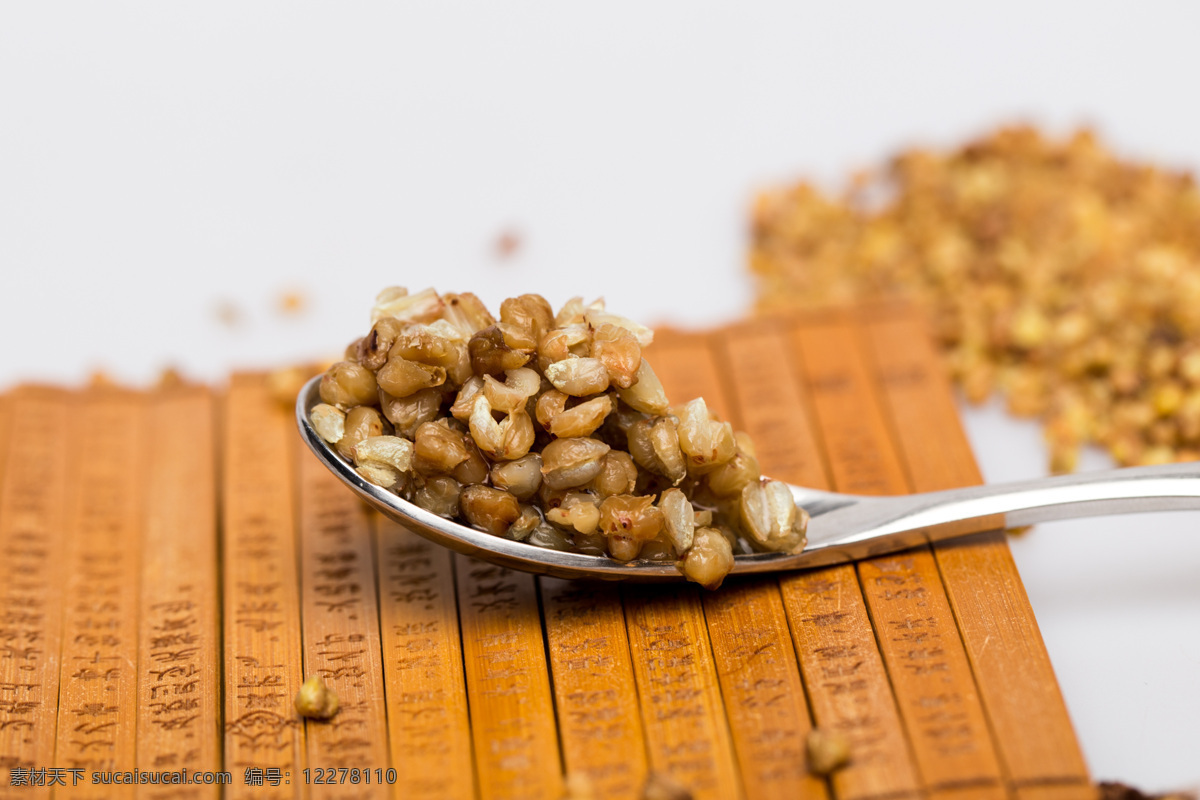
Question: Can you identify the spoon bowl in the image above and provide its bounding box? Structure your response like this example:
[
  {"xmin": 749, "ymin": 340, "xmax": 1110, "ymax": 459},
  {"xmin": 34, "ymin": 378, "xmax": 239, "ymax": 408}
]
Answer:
[{"xmin": 299, "ymin": 377, "xmax": 1200, "ymax": 582}]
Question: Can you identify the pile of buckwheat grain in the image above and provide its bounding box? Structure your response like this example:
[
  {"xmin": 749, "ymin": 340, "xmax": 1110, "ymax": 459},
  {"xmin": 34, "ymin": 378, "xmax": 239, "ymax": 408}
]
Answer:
[
  {"xmin": 751, "ymin": 125, "xmax": 1200, "ymax": 472},
  {"xmin": 308, "ymin": 288, "xmax": 809, "ymax": 589}
]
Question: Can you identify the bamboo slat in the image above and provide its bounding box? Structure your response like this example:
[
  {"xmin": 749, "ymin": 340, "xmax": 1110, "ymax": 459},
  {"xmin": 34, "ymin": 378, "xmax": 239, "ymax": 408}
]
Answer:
[
  {"xmin": 221, "ymin": 374, "xmax": 306, "ymax": 798},
  {"xmin": 296, "ymin": 447, "xmax": 390, "ymax": 798},
  {"xmin": 54, "ymin": 390, "xmax": 147, "ymax": 792},
  {"xmin": 375, "ymin": 521, "xmax": 474, "ymax": 800},
  {"xmin": 622, "ymin": 586, "xmax": 742, "ymax": 800},
  {"xmin": 643, "ymin": 332, "xmax": 780, "ymax": 800},
  {"xmin": 655, "ymin": 327, "xmax": 828, "ymax": 800},
  {"xmin": 863, "ymin": 312, "xmax": 1093, "ymax": 799},
  {"xmin": 795, "ymin": 318, "xmax": 1005, "ymax": 798},
  {"xmin": 701, "ymin": 583, "xmax": 825, "ymax": 800},
  {"xmin": 455, "ymin": 558, "xmax": 562, "ymax": 800},
  {"xmin": 707, "ymin": 326, "xmax": 921, "ymax": 799},
  {"xmin": 540, "ymin": 578, "xmax": 647, "ymax": 799},
  {"xmin": 0, "ymin": 388, "xmax": 73, "ymax": 797},
  {"xmin": 137, "ymin": 387, "xmax": 222, "ymax": 799}
]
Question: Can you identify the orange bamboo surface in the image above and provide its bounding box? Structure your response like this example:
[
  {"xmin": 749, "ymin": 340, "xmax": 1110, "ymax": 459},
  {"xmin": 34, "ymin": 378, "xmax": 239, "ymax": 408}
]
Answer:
[{"xmin": 0, "ymin": 306, "xmax": 1093, "ymax": 799}]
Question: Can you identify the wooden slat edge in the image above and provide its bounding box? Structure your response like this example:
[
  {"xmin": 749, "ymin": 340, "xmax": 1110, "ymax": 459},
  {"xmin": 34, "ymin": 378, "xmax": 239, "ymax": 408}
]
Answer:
[
  {"xmin": 796, "ymin": 319, "xmax": 1006, "ymax": 797},
  {"xmin": 55, "ymin": 390, "xmax": 147, "ymax": 791},
  {"xmin": 296, "ymin": 447, "xmax": 391, "ymax": 798},
  {"xmin": 221, "ymin": 374, "xmax": 306, "ymax": 798},
  {"xmin": 621, "ymin": 585, "xmax": 742, "ymax": 800},
  {"xmin": 684, "ymin": 332, "xmax": 828, "ymax": 800},
  {"xmin": 0, "ymin": 388, "xmax": 73, "ymax": 798},
  {"xmin": 718, "ymin": 328, "xmax": 919, "ymax": 800},
  {"xmin": 455, "ymin": 557, "xmax": 562, "ymax": 800},
  {"xmin": 375, "ymin": 520, "xmax": 474, "ymax": 800},
  {"xmin": 137, "ymin": 387, "xmax": 222, "ymax": 799},
  {"xmin": 861, "ymin": 311, "xmax": 1091, "ymax": 794},
  {"xmin": 540, "ymin": 579, "xmax": 647, "ymax": 799}
]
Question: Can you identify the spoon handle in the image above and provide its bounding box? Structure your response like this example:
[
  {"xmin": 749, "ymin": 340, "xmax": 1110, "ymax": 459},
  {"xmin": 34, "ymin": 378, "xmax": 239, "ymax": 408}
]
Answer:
[{"xmin": 803, "ymin": 461, "xmax": 1200, "ymax": 562}]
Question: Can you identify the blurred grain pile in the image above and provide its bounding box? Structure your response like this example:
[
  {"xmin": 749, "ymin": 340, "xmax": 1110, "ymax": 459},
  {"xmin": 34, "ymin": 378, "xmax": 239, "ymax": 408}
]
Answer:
[{"xmin": 751, "ymin": 126, "xmax": 1200, "ymax": 471}]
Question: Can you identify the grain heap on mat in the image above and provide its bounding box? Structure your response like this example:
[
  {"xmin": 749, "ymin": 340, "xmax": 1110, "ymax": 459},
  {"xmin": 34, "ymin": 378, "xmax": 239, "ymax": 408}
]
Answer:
[{"xmin": 751, "ymin": 126, "xmax": 1200, "ymax": 472}]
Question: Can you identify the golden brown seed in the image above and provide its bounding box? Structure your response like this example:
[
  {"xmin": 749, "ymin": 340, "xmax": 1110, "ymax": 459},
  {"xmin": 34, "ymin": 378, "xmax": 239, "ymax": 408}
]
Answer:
[
  {"xmin": 541, "ymin": 437, "xmax": 611, "ymax": 490},
  {"xmin": 337, "ymin": 406, "xmax": 385, "ymax": 461},
  {"xmin": 490, "ymin": 454, "xmax": 543, "ymax": 500},
  {"xmin": 659, "ymin": 488, "xmax": 695, "ymax": 554},
  {"xmin": 453, "ymin": 435, "xmax": 491, "ymax": 485},
  {"xmin": 507, "ymin": 505, "xmax": 543, "ymax": 541},
  {"xmin": 535, "ymin": 388, "xmax": 569, "ymax": 429},
  {"xmin": 548, "ymin": 395, "xmax": 613, "ymax": 438},
  {"xmin": 545, "ymin": 491, "xmax": 601, "ymax": 534},
  {"xmin": 358, "ymin": 317, "xmax": 406, "ymax": 370},
  {"xmin": 676, "ymin": 526, "xmax": 734, "ymax": 590},
  {"xmin": 611, "ymin": 402, "xmax": 649, "ymax": 433},
  {"xmin": 806, "ymin": 728, "xmax": 851, "ymax": 775},
  {"xmin": 591, "ymin": 323, "xmax": 642, "ymax": 389},
  {"xmin": 526, "ymin": 522, "xmax": 573, "ymax": 551},
  {"xmin": 607, "ymin": 535, "xmax": 642, "ymax": 562},
  {"xmin": 1153, "ymin": 382, "xmax": 1184, "ymax": 417},
  {"xmin": 582, "ymin": 308, "xmax": 654, "ymax": 348},
  {"xmin": 590, "ymin": 451, "xmax": 638, "ymax": 498},
  {"xmin": 469, "ymin": 325, "xmax": 533, "ymax": 376},
  {"xmin": 499, "ymin": 322, "xmax": 539, "ymax": 350},
  {"xmin": 352, "ymin": 435, "xmax": 415, "ymax": 474},
  {"xmin": 628, "ymin": 417, "xmax": 687, "ymax": 484},
  {"xmin": 376, "ymin": 355, "xmax": 446, "ymax": 398},
  {"xmin": 739, "ymin": 480, "xmax": 807, "ymax": 553},
  {"xmin": 500, "ymin": 294, "xmax": 554, "ymax": 340},
  {"xmin": 483, "ymin": 367, "xmax": 542, "ymax": 413},
  {"xmin": 537, "ymin": 324, "xmax": 592, "ymax": 372},
  {"xmin": 379, "ymin": 387, "xmax": 443, "ymax": 439},
  {"xmin": 545, "ymin": 357, "xmax": 610, "ymax": 396},
  {"xmin": 294, "ymin": 675, "xmax": 339, "ymax": 720},
  {"xmin": 386, "ymin": 319, "xmax": 475, "ymax": 385},
  {"xmin": 468, "ymin": 396, "xmax": 536, "ymax": 461},
  {"xmin": 450, "ymin": 376, "xmax": 485, "ymax": 421},
  {"xmin": 616, "ymin": 359, "xmax": 670, "ymax": 416},
  {"xmin": 412, "ymin": 476, "xmax": 461, "ymax": 518},
  {"xmin": 637, "ymin": 535, "xmax": 677, "ymax": 562},
  {"xmin": 572, "ymin": 532, "xmax": 608, "ymax": 556},
  {"xmin": 370, "ymin": 286, "xmax": 444, "ymax": 324},
  {"xmin": 460, "ymin": 485, "xmax": 521, "ymax": 536},
  {"xmin": 413, "ymin": 420, "xmax": 471, "ymax": 473},
  {"xmin": 676, "ymin": 397, "xmax": 736, "ymax": 472},
  {"xmin": 319, "ymin": 361, "xmax": 380, "ymax": 408},
  {"xmin": 598, "ymin": 495, "xmax": 664, "ymax": 542},
  {"xmin": 355, "ymin": 462, "xmax": 400, "ymax": 489},
  {"xmin": 310, "ymin": 403, "xmax": 346, "ymax": 444},
  {"xmin": 388, "ymin": 322, "xmax": 459, "ymax": 366},
  {"xmin": 441, "ymin": 292, "xmax": 496, "ymax": 338},
  {"xmin": 706, "ymin": 447, "xmax": 761, "ymax": 498}
]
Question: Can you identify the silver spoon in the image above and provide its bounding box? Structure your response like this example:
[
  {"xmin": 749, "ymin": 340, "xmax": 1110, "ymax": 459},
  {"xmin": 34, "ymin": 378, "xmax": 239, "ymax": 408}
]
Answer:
[{"xmin": 299, "ymin": 377, "xmax": 1200, "ymax": 582}]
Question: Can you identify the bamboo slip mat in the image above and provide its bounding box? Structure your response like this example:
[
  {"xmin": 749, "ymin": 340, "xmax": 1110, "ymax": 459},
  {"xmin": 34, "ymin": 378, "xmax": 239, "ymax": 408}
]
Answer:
[{"xmin": 0, "ymin": 304, "xmax": 1094, "ymax": 800}]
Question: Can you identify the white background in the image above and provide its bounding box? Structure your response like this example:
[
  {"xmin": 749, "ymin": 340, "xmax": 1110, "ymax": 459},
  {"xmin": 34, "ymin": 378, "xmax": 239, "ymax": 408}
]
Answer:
[{"xmin": 2, "ymin": 3, "xmax": 1199, "ymax": 790}]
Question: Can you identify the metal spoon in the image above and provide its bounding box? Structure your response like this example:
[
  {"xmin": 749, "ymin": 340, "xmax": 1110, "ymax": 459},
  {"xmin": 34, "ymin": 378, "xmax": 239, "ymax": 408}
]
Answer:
[{"xmin": 299, "ymin": 377, "xmax": 1200, "ymax": 582}]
